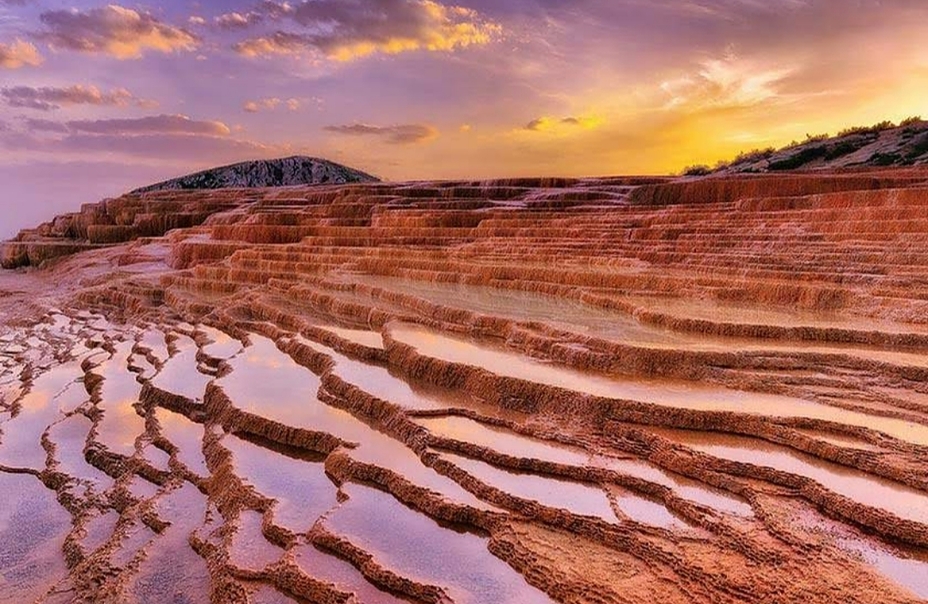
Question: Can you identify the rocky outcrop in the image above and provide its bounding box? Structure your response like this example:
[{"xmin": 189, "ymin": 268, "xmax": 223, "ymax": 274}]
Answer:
[
  {"xmin": 131, "ymin": 156, "xmax": 379, "ymax": 193},
  {"xmin": 701, "ymin": 119, "xmax": 928, "ymax": 174}
]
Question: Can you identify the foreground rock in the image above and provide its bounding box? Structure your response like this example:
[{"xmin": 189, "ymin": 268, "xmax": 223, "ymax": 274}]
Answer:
[{"xmin": 2, "ymin": 169, "xmax": 928, "ymax": 604}]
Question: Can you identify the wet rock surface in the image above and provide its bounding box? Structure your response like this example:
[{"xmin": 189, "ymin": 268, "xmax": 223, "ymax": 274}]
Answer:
[{"xmin": 2, "ymin": 169, "xmax": 928, "ymax": 602}]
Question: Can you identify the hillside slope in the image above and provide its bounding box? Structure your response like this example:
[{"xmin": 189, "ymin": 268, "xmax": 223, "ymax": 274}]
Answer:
[
  {"xmin": 700, "ymin": 119, "xmax": 928, "ymax": 175},
  {"xmin": 131, "ymin": 156, "xmax": 378, "ymax": 193}
]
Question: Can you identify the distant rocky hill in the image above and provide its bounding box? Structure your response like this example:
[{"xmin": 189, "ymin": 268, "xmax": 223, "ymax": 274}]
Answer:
[
  {"xmin": 131, "ymin": 156, "xmax": 378, "ymax": 193},
  {"xmin": 688, "ymin": 118, "xmax": 928, "ymax": 175}
]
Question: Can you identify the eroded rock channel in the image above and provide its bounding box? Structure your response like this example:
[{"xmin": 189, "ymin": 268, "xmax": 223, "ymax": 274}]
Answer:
[{"xmin": 2, "ymin": 171, "xmax": 928, "ymax": 603}]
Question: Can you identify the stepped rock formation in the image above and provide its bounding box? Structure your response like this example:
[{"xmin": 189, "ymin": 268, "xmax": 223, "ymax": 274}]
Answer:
[
  {"xmin": 131, "ymin": 156, "xmax": 379, "ymax": 194},
  {"xmin": 3, "ymin": 167, "xmax": 928, "ymax": 603},
  {"xmin": 1, "ymin": 156, "xmax": 377, "ymax": 270}
]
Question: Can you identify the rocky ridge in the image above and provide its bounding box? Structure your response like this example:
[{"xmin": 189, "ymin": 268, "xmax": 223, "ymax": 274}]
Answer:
[
  {"xmin": 698, "ymin": 119, "xmax": 928, "ymax": 174},
  {"xmin": 131, "ymin": 156, "xmax": 379, "ymax": 194}
]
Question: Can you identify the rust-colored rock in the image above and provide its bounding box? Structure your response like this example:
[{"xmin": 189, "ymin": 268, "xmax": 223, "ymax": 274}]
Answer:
[{"xmin": 2, "ymin": 169, "xmax": 928, "ymax": 603}]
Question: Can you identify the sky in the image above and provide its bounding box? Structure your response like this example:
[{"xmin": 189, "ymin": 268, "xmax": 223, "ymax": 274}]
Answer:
[{"xmin": 1, "ymin": 0, "xmax": 927, "ymax": 238}]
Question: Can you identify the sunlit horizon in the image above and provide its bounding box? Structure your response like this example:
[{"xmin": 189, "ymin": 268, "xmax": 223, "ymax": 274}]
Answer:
[{"xmin": 2, "ymin": 0, "xmax": 927, "ymax": 237}]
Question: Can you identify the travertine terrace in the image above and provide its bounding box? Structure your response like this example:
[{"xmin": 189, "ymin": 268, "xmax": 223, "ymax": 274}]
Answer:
[{"xmin": 3, "ymin": 168, "xmax": 928, "ymax": 603}]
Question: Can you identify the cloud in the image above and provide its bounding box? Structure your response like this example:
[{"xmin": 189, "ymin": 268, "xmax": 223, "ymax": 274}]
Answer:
[
  {"xmin": 243, "ymin": 97, "xmax": 302, "ymax": 113},
  {"xmin": 525, "ymin": 117, "xmax": 551, "ymax": 131},
  {"xmin": 2, "ymin": 131, "xmax": 276, "ymax": 166},
  {"xmin": 188, "ymin": 16, "xmax": 207, "ymax": 26},
  {"xmin": 51, "ymin": 133, "xmax": 270, "ymax": 160},
  {"xmin": 0, "ymin": 39, "xmax": 43, "ymax": 69},
  {"xmin": 215, "ymin": 11, "xmax": 264, "ymax": 30},
  {"xmin": 524, "ymin": 115, "xmax": 603, "ymax": 132},
  {"xmin": 324, "ymin": 123, "xmax": 438, "ymax": 145},
  {"xmin": 2, "ymin": 114, "xmax": 274, "ymax": 163},
  {"xmin": 244, "ymin": 97, "xmax": 279, "ymax": 112},
  {"xmin": 59, "ymin": 114, "xmax": 231, "ymax": 136},
  {"xmin": 234, "ymin": 0, "xmax": 500, "ymax": 61},
  {"xmin": 232, "ymin": 31, "xmax": 308, "ymax": 58},
  {"xmin": 1, "ymin": 85, "xmax": 157, "ymax": 111},
  {"xmin": 11, "ymin": 114, "xmax": 230, "ymax": 138},
  {"xmin": 37, "ymin": 5, "xmax": 198, "ymax": 59},
  {"xmin": 23, "ymin": 118, "xmax": 69, "ymax": 133},
  {"xmin": 659, "ymin": 53, "xmax": 794, "ymax": 111},
  {"xmin": 258, "ymin": 1, "xmax": 297, "ymax": 20}
]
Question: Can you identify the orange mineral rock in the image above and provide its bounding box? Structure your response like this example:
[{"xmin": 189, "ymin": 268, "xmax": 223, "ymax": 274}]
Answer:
[{"xmin": 2, "ymin": 168, "xmax": 928, "ymax": 603}]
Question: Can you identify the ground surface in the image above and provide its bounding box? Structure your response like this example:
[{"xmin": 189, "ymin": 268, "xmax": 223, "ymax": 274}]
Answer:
[{"xmin": 2, "ymin": 169, "xmax": 928, "ymax": 603}]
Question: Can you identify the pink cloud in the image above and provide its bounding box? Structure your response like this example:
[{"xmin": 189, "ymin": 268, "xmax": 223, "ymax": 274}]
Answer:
[
  {"xmin": 0, "ymin": 39, "xmax": 43, "ymax": 69},
  {"xmin": 37, "ymin": 5, "xmax": 198, "ymax": 59}
]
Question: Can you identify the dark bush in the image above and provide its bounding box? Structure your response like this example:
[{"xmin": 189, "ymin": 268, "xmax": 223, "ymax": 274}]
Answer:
[
  {"xmin": 805, "ymin": 133, "xmax": 830, "ymax": 143},
  {"xmin": 768, "ymin": 146, "xmax": 827, "ymax": 171},
  {"xmin": 870, "ymin": 152, "xmax": 901, "ymax": 166},
  {"xmin": 904, "ymin": 133, "xmax": 928, "ymax": 161},
  {"xmin": 683, "ymin": 165, "xmax": 713, "ymax": 176},
  {"xmin": 837, "ymin": 120, "xmax": 896, "ymax": 137},
  {"xmin": 824, "ymin": 138, "xmax": 868, "ymax": 160},
  {"xmin": 730, "ymin": 147, "xmax": 776, "ymax": 166}
]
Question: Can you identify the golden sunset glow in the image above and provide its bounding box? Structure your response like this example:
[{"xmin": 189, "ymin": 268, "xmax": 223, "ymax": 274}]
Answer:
[{"xmin": 1, "ymin": 1, "xmax": 927, "ymax": 237}]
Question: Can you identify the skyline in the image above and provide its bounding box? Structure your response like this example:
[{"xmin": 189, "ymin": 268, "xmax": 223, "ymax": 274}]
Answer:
[{"xmin": 2, "ymin": 0, "xmax": 927, "ymax": 238}]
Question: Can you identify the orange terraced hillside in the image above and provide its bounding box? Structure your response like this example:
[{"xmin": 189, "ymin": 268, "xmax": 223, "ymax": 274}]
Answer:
[{"xmin": 3, "ymin": 168, "xmax": 928, "ymax": 604}]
